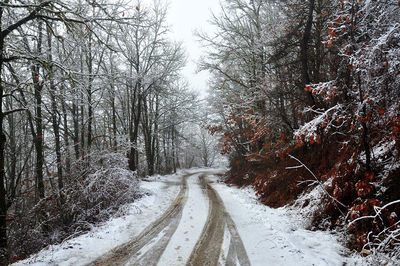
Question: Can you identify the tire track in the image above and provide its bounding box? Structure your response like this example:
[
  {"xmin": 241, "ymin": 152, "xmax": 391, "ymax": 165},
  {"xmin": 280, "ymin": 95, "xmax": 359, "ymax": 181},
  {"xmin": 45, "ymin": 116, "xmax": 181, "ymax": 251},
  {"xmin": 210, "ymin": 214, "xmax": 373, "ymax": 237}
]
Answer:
[
  {"xmin": 87, "ymin": 174, "xmax": 189, "ymax": 266},
  {"xmin": 225, "ymin": 208, "xmax": 251, "ymax": 266},
  {"xmin": 187, "ymin": 176, "xmax": 225, "ymax": 265},
  {"xmin": 188, "ymin": 175, "xmax": 251, "ymax": 266}
]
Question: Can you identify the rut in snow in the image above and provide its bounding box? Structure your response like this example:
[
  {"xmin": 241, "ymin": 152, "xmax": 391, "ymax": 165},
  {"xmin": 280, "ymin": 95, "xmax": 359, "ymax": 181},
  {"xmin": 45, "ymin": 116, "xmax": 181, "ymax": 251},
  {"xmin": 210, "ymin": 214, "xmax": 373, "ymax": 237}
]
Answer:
[{"xmin": 87, "ymin": 174, "xmax": 188, "ymax": 266}]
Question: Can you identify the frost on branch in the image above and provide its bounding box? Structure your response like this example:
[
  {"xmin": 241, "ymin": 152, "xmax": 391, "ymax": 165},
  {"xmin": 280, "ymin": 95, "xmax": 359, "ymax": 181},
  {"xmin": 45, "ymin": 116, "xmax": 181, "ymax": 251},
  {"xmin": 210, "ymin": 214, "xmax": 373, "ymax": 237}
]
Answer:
[
  {"xmin": 349, "ymin": 200, "xmax": 400, "ymax": 263},
  {"xmin": 294, "ymin": 103, "xmax": 344, "ymax": 144}
]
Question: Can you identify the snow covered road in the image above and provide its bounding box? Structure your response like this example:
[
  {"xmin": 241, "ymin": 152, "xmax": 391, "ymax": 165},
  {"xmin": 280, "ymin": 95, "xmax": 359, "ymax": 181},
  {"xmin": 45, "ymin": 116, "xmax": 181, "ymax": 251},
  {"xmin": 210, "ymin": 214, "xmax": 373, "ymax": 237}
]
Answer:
[
  {"xmin": 88, "ymin": 171, "xmax": 250, "ymax": 265},
  {"xmin": 14, "ymin": 169, "xmax": 363, "ymax": 266}
]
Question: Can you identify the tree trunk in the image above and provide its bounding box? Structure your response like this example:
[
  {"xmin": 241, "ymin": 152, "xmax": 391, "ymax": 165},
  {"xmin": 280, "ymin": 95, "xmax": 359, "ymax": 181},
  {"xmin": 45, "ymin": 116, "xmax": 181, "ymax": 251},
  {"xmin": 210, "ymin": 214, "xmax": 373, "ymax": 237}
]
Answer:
[
  {"xmin": 128, "ymin": 81, "xmax": 142, "ymax": 172},
  {"xmin": 172, "ymin": 126, "xmax": 177, "ymax": 173},
  {"xmin": 80, "ymin": 49, "xmax": 85, "ymax": 157},
  {"xmin": 111, "ymin": 92, "xmax": 117, "ymax": 149},
  {"xmin": 142, "ymin": 94, "xmax": 157, "ymax": 176},
  {"xmin": 47, "ymin": 26, "xmax": 64, "ymax": 201},
  {"xmin": 301, "ymin": 0, "xmax": 316, "ymax": 106},
  {"xmin": 61, "ymin": 91, "xmax": 71, "ymax": 176},
  {"xmin": 152, "ymin": 94, "xmax": 159, "ymax": 174},
  {"xmin": 162, "ymin": 127, "xmax": 169, "ymax": 174},
  {"xmin": 5, "ymin": 98, "xmax": 16, "ymax": 207},
  {"xmin": 109, "ymin": 55, "xmax": 117, "ymax": 149},
  {"xmin": 31, "ymin": 21, "xmax": 45, "ymax": 200},
  {"xmin": 0, "ymin": 129, "xmax": 6, "ymax": 260},
  {"xmin": 0, "ymin": 26, "xmax": 7, "ymax": 256},
  {"xmin": 87, "ymin": 32, "xmax": 93, "ymax": 152},
  {"xmin": 72, "ymin": 99, "xmax": 80, "ymax": 160}
]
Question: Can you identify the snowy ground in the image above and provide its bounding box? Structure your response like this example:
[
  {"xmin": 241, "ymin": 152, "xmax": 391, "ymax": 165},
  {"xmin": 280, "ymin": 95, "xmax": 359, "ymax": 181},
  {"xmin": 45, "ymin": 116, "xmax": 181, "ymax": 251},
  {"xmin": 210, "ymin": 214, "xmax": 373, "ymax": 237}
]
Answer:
[
  {"xmin": 14, "ymin": 168, "xmax": 368, "ymax": 266},
  {"xmin": 207, "ymin": 174, "xmax": 366, "ymax": 266},
  {"xmin": 13, "ymin": 172, "xmax": 184, "ymax": 266}
]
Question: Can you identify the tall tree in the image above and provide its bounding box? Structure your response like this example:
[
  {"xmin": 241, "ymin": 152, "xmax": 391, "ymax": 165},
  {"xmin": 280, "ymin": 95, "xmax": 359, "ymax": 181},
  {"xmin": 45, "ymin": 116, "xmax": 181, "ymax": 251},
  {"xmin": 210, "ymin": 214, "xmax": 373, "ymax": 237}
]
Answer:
[{"xmin": 0, "ymin": 1, "xmax": 53, "ymax": 258}]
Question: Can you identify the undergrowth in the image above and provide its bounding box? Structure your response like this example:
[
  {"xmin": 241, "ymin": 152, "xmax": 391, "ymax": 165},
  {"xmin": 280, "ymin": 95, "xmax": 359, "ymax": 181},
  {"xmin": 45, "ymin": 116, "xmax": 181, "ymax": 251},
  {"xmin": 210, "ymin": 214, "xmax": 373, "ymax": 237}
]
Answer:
[
  {"xmin": 226, "ymin": 135, "xmax": 400, "ymax": 261},
  {"xmin": 7, "ymin": 152, "xmax": 142, "ymax": 263}
]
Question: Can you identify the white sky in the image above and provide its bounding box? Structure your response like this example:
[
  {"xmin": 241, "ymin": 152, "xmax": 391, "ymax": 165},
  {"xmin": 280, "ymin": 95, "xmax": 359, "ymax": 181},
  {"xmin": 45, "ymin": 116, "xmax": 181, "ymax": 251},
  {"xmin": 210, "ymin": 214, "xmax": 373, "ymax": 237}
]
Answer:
[{"xmin": 166, "ymin": 0, "xmax": 221, "ymax": 99}]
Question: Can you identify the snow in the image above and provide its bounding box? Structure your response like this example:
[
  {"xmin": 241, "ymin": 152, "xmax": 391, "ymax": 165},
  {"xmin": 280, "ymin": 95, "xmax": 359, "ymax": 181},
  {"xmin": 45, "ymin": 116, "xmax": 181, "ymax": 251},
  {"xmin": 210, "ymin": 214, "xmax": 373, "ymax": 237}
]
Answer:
[
  {"xmin": 288, "ymin": 178, "xmax": 334, "ymax": 229},
  {"xmin": 14, "ymin": 168, "xmax": 369, "ymax": 266},
  {"xmin": 13, "ymin": 172, "xmax": 184, "ymax": 266},
  {"xmin": 294, "ymin": 104, "xmax": 344, "ymax": 142},
  {"xmin": 208, "ymin": 175, "xmax": 366, "ymax": 266},
  {"xmin": 157, "ymin": 173, "xmax": 209, "ymax": 265},
  {"xmin": 219, "ymin": 225, "xmax": 232, "ymax": 264}
]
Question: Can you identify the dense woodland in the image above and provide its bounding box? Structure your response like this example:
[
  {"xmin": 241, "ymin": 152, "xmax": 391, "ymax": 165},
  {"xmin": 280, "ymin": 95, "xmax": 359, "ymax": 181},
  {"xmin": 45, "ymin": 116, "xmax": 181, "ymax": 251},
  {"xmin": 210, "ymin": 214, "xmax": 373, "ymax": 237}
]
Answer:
[
  {"xmin": 203, "ymin": 0, "xmax": 399, "ymax": 261},
  {"xmin": 0, "ymin": 0, "xmax": 221, "ymax": 263}
]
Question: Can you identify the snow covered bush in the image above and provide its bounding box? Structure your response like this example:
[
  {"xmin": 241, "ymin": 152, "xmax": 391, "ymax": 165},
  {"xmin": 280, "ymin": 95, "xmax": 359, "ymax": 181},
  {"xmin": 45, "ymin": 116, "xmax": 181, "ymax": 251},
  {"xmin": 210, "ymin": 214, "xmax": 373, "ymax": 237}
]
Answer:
[
  {"xmin": 7, "ymin": 152, "xmax": 141, "ymax": 262},
  {"xmin": 74, "ymin": 154, "xmax": 140, "ymax": 222},
  {"xmin": 63, "ymin": 152, "xmax": 141, "ymax": 225}
]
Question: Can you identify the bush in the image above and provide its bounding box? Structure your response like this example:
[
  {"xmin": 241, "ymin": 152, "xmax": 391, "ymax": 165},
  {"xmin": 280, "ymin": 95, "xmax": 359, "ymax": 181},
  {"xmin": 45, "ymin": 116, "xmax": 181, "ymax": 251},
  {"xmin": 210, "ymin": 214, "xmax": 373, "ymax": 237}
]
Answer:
[{"xmin": 7, "ymin": 152, "xmax": 141, "ymax": 263}]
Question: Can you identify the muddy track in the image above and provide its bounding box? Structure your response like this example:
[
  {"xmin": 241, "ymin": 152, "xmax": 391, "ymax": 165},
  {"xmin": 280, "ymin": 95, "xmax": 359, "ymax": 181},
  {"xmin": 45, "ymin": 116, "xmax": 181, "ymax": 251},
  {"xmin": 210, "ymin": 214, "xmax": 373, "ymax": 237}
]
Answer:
[
  {"xmin": 87, "ymin": 174, "xmax": 189, "ymax": 266},
  {"xmin": 188, "ymin": 175, "xmax": 251, "ymax": 266}
]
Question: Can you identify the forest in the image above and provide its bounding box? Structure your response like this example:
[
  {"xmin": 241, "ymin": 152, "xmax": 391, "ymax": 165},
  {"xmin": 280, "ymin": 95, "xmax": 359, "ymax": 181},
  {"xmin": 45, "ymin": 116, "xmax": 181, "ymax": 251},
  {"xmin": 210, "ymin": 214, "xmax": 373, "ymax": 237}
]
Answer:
[
  {"xmin": 0, "ymin": 0, "xmax": 399, "ymax": 264},
  {"xmin": 203, "ymin": 0, "xmax": 400, "ymax": 262},
  {"xmin": 0, "ymin": 0, "xmax": 220, "ymax": 263}
]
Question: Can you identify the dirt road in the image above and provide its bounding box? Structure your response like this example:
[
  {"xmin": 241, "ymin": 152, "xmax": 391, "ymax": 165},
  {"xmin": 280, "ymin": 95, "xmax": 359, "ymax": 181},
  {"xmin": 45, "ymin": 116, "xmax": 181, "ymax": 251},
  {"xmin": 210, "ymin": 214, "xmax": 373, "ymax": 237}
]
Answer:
[{"xmin": 88, "ymin": 171, "xmax": 250, "ymax": 266}]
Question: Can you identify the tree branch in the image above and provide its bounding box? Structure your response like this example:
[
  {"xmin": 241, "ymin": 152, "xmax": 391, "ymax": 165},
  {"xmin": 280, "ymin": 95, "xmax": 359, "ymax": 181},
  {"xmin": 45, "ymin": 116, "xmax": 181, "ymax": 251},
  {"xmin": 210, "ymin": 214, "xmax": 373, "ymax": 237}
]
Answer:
[
  {"xmin": 2, "ymin": 108, "xmax": 27, "ymax": 117},
  {"xmin": 287, "ymin": 154, "xmax": 348, "ymax": 214},
  {"xmin": 0, "ymin": 1, "xmax": 52, "ymax": 42}
]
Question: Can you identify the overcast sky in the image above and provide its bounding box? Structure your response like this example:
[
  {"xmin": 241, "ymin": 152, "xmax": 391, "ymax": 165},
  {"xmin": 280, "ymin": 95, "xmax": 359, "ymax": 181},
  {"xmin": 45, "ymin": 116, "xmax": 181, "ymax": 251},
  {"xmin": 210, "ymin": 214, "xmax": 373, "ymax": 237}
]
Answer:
[{"xmin": 166, "ymin": 0, "xmax": 221, "ymax": 99}]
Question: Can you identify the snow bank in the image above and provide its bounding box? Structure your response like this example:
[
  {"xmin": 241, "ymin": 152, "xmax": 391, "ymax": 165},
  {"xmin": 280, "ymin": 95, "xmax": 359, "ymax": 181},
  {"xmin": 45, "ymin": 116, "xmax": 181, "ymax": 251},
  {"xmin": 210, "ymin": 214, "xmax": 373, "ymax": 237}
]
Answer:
[{"xmin": 208, "ymin": 175, "xmax": 367, "ymax": 266}]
